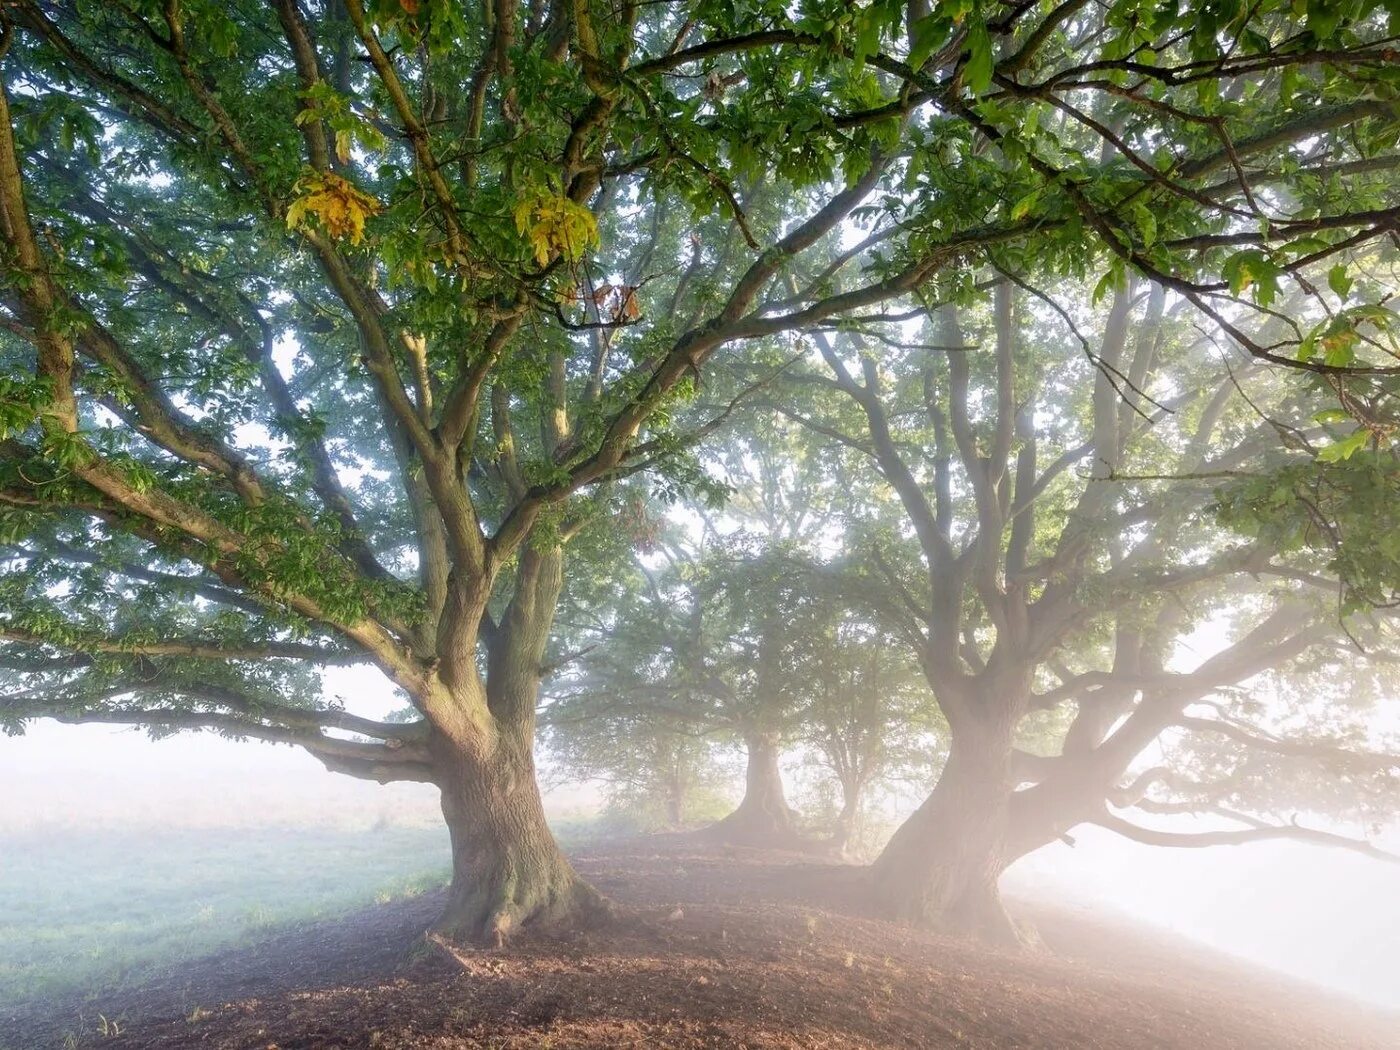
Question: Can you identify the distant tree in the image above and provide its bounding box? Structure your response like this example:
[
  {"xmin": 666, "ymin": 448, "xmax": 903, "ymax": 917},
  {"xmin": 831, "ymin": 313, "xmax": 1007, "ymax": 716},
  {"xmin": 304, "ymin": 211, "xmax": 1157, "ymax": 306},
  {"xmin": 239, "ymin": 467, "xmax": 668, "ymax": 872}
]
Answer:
[
  {"xmin": 543, "ymin": 705, "xmax": 723, "ymax": 831},
  {"xmin": 549, "ymin": 532, "xmax": 820, "ymax": 846},
  {"xmin": 799, "ymin": 612, "xmax": 938, "ymax": 854},
  {"xmin": 548, "ymin": 421, "xmax": 948, "ymax": 850}
]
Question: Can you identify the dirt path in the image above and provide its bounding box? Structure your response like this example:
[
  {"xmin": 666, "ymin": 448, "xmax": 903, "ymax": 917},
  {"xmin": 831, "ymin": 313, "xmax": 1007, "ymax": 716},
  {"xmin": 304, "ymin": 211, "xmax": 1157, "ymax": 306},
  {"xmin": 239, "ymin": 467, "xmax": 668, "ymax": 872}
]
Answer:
[{"xmin": 11, "ymin": 839, "xmax": 1398, "ymax": 1049}]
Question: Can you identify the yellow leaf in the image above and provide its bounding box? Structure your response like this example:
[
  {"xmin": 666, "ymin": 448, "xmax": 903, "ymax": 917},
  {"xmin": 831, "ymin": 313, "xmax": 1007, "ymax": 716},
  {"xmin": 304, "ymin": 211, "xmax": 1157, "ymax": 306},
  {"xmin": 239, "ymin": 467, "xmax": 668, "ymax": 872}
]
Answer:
[
  {"xmin": 512, "ymin": 192, "xmax": 598, "ymax": 267},
  {"xmin": 285, "ymin": 171, "xmax": 381, "ymax": 245},
  {"xmin": 285, "ymin": 197, "xmax": 309, "ymax": 231}
]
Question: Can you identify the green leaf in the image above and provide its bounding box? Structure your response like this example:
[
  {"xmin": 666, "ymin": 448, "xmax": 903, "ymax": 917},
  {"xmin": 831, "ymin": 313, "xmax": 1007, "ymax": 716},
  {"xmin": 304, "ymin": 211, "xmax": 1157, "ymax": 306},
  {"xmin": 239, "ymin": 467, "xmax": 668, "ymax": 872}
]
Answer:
[
  {"xmin": 1316, "ymin": 429, "xmax": 1369, "ymax": 463},
  {"xmin": 1222, "ymin": 249, "xmax": 1280, "ymax": 306},
  {"xmin": 908, "ymin": 14, "xmax": 951, "ymax": 69},
  {"xmin": 1009, "ymin": 188, "xmax": 1042, "ymax": 221},
  {"xmin": 1328, "ymin": 264, "xmax": 1353, "ymax": 299},
  {"xmin": 963, "ymin": 20, "xmax": 994, "ymax": 94},
  {"xmin": 1092, "ymin": 262, "xmax": 1124, "ymax": 305}
]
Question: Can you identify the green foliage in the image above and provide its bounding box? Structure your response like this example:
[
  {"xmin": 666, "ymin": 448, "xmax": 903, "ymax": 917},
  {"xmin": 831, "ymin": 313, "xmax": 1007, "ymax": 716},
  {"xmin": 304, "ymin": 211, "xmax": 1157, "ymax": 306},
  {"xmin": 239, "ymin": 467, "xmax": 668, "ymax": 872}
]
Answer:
[
  {"xmin": 1217, "ymin": 450, "xmax": 1400, "ymax": 611},
  {"xmin": 1297, "ymin": 304, "xmax": 1400, "ymax": 368}
]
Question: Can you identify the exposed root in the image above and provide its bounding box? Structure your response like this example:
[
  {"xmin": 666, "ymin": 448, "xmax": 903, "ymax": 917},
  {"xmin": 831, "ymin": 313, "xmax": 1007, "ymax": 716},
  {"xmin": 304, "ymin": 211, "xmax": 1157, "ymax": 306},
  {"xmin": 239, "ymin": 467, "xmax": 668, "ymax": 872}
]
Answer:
[
  {"xmin": 429, "ymin": 877, "xmax": 616, "ymax": 950},
  {"xmin": 867, "ymin": 864, "xmax": 1040, "ymax": 951},
  {"xmin": 425, "ymin": 932, "xmax": 489, "ymax": 974}
]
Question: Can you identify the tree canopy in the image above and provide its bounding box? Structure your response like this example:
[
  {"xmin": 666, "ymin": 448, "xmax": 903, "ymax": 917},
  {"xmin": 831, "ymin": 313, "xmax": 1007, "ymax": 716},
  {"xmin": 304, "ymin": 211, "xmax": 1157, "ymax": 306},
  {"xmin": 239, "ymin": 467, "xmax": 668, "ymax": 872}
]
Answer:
[{"xmin": 1, "ymin": 0, "xmax": 1398, "ymax": 944}]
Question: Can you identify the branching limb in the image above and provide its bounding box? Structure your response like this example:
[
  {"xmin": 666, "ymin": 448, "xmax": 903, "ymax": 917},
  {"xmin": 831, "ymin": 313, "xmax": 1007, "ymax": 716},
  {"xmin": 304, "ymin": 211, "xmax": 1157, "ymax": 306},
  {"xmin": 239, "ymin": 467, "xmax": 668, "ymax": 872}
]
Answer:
[
  {"xmin": 41, "ymin": 705, "xmax": 435, "ymax": 782},
  {"xmin": 1177, "ymin": 715, "xmax": 1400, "ymax": 772},
  {"xmin": 0, "ymin": 626, "xmax": 359, "ymax": 664},
  {"xmin": 1095, "ymin": 809, "xmax": 1399, "ymax": 863}
]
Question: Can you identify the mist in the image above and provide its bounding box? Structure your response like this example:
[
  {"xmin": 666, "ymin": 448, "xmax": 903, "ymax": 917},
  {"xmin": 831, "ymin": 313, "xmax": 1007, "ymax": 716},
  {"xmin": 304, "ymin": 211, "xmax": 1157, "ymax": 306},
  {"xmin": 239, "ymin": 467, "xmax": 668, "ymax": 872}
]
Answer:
[{"xmin": 5, "ymin": 695, "xmax": 1396, "ymax": 1010}]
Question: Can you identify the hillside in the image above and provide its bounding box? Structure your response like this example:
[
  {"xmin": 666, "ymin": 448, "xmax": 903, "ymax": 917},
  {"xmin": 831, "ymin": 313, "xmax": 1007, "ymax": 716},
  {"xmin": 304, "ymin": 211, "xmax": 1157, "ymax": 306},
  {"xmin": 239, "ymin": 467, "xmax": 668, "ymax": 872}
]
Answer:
[{"xmin": 8, "ymin": 840, "xmax": 1396, "ymax": 1050}]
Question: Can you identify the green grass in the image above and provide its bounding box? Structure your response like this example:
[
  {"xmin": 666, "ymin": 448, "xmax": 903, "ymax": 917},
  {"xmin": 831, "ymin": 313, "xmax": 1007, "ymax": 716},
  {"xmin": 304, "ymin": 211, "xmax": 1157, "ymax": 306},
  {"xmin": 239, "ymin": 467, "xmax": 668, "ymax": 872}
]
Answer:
[{"xmin": 0, "ymin": 824, "xmax": 452, "ymax": 1011}]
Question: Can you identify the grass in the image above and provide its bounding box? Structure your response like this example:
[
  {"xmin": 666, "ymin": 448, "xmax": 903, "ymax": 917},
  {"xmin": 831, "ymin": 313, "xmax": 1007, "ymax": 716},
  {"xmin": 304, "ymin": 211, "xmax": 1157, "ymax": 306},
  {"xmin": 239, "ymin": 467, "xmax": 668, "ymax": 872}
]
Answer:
[{"xmin": 0, "ymin": 823, "xmax": 452, "ymax": 1012}]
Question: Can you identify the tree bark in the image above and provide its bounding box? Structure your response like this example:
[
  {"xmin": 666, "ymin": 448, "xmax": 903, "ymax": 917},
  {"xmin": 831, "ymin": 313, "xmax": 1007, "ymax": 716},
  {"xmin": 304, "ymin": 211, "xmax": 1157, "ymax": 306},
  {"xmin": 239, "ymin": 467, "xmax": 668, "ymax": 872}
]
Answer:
[
  {"xmin": 431, "ymin": 727, "xmax": 606, "ymax": 945},
  {"xmin": 429, "ymin": 546, "xmax": 607, "ymax": 945},
  {"xmin": 664, "ymin": 765, "xmax": 686, "ymax": 829},
  {"xmin": 705, "ymin": 731, "xmax": 802, "ymax": 845},
  {"xmin": 868, "ymin": 724, "xmax": 1026, "ymax": 946}
]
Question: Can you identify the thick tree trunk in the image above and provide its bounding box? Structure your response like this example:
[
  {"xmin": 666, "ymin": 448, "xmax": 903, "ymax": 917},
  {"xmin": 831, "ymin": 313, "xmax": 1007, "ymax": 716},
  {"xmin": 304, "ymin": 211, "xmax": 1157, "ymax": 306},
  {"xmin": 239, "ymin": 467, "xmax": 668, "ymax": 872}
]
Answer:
[
  {"xmin": 432, "ymin": 729, "xmax": 606, "ymax": 945},
  {"xmin": 705, "ymin": 731, "xmax": 802, "ymax": 846},
  {"xmin": 868, "ymin": 727, "xmax": 1026, "ymax": 946},
  {"xmin": 428, "ymin": 546, "xmax": 608, "ymax": 945}
]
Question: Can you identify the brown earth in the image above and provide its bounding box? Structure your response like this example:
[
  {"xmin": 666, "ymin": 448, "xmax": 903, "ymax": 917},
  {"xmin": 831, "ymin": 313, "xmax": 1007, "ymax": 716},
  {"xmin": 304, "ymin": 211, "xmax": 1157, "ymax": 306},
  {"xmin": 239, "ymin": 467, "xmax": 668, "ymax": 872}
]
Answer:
[{"xmin": 14, "ymin": 839, "xmax": 1399, "ymax": 1049}]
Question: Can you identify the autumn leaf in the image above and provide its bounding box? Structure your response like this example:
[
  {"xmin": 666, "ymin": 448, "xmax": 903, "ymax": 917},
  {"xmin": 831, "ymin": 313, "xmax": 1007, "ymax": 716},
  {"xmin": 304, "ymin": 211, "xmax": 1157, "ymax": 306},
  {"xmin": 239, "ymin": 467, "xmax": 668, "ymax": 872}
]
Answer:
[
  {"xmin": 285, "ymin": 171, "xmax": 381, "ymax": 245},
  {"xmin": 573, "ymin": 283, "xmax": 642, "ymax": 323},
  {"xmin": 513, "ymin": 192, "xmax": 598, "ymax": 267}
]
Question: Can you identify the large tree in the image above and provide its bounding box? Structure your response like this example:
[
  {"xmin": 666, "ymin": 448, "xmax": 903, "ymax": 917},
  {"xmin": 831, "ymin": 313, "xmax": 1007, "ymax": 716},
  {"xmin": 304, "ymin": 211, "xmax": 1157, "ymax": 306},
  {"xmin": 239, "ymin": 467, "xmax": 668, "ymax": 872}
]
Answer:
[
  {"xmin": 793, "ymin": 276, "xmax": 1400, "ymax": 943},
  {"xmin": 2, "ymin": 0, "xmax": 1396, "ymax": 945}
]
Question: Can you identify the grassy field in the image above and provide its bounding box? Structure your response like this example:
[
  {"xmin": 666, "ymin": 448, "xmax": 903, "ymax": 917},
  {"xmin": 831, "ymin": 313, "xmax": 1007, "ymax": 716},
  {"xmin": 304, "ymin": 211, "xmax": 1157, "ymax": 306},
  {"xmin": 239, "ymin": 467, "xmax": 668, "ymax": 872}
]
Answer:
[{"xmin": 0, "ymin": 824, "xmax": 452, "ymax": 1012}]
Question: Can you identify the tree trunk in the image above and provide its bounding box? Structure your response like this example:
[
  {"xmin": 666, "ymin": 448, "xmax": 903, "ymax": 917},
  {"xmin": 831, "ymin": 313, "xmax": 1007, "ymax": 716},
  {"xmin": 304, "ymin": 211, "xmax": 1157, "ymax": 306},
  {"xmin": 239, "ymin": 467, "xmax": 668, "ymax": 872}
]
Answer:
[
  {"xmin": 706, "ymin": 731, "xmax": 802, "ymax": 846},
  {"xmin": 432, "ymin": 728, "xmax": 606, "ymax": 945},
  {"xmin": 664, "ymin": 766, "xmax": 686, "ymax": 829},
  {"xmin": 829, "ymin": 777, "xmax": 863, "ymax": 857},
  {"xmin": 429, "ymin": 546, "xmax": 608, "ymax": 945},
  {"xmin": 868, "ymin": 726, "xmax": 1027, "ymax": 946}
]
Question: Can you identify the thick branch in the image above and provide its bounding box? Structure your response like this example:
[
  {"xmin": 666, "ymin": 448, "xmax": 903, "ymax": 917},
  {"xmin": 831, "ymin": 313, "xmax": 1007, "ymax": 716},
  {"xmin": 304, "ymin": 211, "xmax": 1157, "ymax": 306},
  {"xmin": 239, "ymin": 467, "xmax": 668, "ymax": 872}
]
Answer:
[{"xmin": 0, "ymin": 626, "xmax": 359, "ymax": 664}]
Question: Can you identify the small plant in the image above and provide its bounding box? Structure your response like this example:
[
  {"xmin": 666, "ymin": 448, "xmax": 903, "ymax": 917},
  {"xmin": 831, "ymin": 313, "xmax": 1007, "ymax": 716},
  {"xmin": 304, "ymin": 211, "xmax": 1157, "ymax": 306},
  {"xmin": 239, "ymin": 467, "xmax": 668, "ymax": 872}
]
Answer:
[{"xmin": 96, "ymin": 1013, "xmax": 122, "ymax": 1037}]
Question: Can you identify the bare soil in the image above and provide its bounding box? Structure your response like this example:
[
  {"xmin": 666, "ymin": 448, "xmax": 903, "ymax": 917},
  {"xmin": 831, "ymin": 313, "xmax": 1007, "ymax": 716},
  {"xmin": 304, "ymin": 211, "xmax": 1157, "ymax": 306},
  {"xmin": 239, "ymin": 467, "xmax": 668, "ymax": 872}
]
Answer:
[{"xmin": 12, "ymin": 839, "xmax": 1398, "ymax": 1049}]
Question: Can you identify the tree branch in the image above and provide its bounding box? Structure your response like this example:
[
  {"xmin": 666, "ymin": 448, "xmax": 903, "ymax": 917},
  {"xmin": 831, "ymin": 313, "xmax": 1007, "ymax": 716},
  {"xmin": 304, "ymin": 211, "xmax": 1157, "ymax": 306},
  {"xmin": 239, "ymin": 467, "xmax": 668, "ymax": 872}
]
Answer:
[{"xmin": 1095, "ymin": 810, "xmax": 1399, "ymax": 863}]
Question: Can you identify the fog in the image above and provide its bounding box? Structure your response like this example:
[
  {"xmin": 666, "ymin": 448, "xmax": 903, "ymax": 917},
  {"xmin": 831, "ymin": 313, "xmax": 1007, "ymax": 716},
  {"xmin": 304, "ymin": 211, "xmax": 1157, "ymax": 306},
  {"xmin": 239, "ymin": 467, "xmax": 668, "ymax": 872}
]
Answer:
[{"xmin": 4, "ymin": 667, "xmax": 1396, "ymax": 1013}]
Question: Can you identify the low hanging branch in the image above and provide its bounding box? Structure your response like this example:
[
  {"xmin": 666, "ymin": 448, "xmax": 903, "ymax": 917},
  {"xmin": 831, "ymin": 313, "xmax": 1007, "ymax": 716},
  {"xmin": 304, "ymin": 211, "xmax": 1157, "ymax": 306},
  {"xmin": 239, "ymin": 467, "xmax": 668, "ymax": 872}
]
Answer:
[
  {"xmin": 1095, "ymin": 810, "xmax": 1400, "ymax": 865},
  {"xmin": 1177, "ymin": 715, "xmax": 1400, "ymax": 773},
  {"xmin": 0, "ymin": 627, "xmax": 360, "ymax": 664}
]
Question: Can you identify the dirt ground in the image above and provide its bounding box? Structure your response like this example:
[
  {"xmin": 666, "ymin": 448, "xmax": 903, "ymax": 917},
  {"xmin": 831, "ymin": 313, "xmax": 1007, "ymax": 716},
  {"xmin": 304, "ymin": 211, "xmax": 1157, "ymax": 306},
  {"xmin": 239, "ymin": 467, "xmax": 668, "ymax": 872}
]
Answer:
[{"xmin": 11, "ymin": 839, "xmax": 1399, "ymax": 1049}]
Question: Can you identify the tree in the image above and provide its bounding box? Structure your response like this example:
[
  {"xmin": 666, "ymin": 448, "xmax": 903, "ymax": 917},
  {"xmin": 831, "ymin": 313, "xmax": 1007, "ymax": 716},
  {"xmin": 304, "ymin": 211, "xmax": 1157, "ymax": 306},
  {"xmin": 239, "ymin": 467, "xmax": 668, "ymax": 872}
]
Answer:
[
  {"xmin": 791, "ymin": 276, "xmax": 1400, "ymax": 943},
  {"xmin": 2, "ymin": 0, "xmax": 1395, "ymax": 945},
  {"xmin": 547, "ymin": 419, "xmax": 946, "ymax": 852},
  {"xmin": 542, "ymin": 702, "xmax": 723, "ymax": 831},
  {"xmin": 0, "ymin": 0, "xmax": 920, "ymax": 941},
  {"xmin": 797, "ymin": 605, "xmax": 938, "ymax": 855},
  {"xmin": 549, "ymin": 528, "xmax": 822, "ymax": 846}
]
